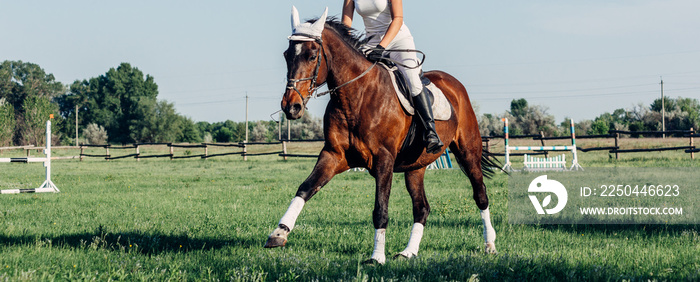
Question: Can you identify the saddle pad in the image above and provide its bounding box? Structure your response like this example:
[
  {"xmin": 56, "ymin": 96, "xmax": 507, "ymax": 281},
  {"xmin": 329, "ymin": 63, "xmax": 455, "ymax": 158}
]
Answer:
[{"xmin": 384, "ymin": 65, "xmax": 453, "ymax": 121}]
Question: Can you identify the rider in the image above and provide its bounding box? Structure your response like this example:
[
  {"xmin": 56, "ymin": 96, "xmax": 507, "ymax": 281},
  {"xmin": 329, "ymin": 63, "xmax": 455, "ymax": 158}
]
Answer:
[{"xmin": 342, "ymin": 0, "xmax": 443, "ymax": 154}]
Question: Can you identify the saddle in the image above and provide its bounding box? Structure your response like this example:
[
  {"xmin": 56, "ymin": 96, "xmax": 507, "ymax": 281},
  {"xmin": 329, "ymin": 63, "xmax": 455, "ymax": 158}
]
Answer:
[
  {"xmin": 378, "ymin": 62, "xmax": 454, "ymax": 152},
  {"xmin": 380, "ymin": 63, "xmax": 453, "ymax": 121}
]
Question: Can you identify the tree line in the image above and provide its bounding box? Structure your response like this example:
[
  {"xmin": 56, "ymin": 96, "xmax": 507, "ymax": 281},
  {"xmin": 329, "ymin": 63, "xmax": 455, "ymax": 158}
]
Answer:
[
  {"xmin": 0, "ymin": 61, "xmax": 322, "ymax": 146},
  {"xmin": 478, "ymin": 97, "xmax": 700, "ymax": 137},
  {"xmin": 3, "ymin": 60, "xmax": 696, "ymax": 147}
]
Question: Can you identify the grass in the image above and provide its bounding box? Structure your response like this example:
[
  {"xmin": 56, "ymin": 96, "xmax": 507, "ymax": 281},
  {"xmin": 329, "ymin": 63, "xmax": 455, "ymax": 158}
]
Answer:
[{"xmin": 0, "ymin": 144, "xmax": 698, "ymax": 281}]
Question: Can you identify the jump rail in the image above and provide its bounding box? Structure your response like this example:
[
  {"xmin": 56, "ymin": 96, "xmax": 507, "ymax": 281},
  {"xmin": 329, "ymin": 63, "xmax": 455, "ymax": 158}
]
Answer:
[
  {"xmin": 502, "ymin": 118, "xmax": 583, "ymax": 172},
  {"xmin": 1, "ymin": 119, "xmax": 60, "ymax": 194}
]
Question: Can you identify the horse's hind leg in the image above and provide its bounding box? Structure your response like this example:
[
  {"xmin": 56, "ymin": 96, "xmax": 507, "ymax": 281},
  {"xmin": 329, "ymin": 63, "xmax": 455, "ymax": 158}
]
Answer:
[
  {"xmin": 449, "ymin": 141, "xmax": 498, "ymax": 254},
  {"xmin": 394, "ymin": 168, "xmax": 430, "ymax": 259}
]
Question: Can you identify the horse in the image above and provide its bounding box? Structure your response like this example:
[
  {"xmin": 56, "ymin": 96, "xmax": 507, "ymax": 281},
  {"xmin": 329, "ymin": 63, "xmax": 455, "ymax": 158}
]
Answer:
[{"xmin": 265, "ymin": 7, "xmax": 499, "ymax": 264}]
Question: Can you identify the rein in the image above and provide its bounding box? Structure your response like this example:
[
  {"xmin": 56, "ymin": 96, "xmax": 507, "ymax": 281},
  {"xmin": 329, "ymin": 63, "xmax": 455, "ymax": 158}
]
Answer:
[
  {"xmin": 313, "ymin": 62, "xmax": 377, "ymax": 98},
  {"xmin": 370, "ymin": 47, "xmax": 427, "ymax": 70}
]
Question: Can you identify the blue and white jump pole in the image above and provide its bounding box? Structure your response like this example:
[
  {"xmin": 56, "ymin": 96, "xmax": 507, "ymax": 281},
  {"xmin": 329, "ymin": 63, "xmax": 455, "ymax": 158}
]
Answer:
[{"xmin": 501, "ymin": 118, "xmax": 583, "ymax": 172}]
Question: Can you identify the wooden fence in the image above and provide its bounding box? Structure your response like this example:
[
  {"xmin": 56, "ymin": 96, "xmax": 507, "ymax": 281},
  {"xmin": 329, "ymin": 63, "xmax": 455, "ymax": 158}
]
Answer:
[
  {"xmin": 2, "ymin": 128, "xmax": 696, "ymax": 161},
  {"xmin": 482, "ymin": 127, "xmax": 695, "ymax": 160},
  {"xmin": 0, "ymin": 140, "xmax": 324, "ymax": 161}
]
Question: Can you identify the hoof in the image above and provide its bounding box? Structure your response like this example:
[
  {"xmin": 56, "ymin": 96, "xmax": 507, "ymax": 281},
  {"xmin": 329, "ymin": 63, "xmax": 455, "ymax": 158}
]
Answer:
[
  {"xmin": 264, "ymin": 236, "xmax": 287, "ymax": 248},
  {"xmin": 361, "ymin": 258, "xmax": 383, "ymax": 265},
  {"xmin": 264, "ymin": 225, "xmax": 290, "ymax": 248},
  {"xmin": 392, "ymin": 252, "xmax": 414, "ymax": 260},
  {"xmin": 393, "ymin": 253, "xmax": 408, "ymax": 260},
  {"xmin": 485, "ymin": 242, "xmax": 498, "ymax": 254}
]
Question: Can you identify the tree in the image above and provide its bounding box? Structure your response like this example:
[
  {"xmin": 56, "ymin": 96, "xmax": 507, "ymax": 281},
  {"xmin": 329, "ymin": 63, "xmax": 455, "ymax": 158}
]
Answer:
[
  {"xmin": 651, "ymin": 97, "xmax": 676, "ymax": 113},
  {"xmin": 20, "ymin": 95, "xmax": 58, "ymax": 146},
  {"xmin": 0, "ymin": 98, "xmax": 15, "ymax": 146},
  {"xmin": 130, "ymin": 99, "xmax": 182, "ymax": 143},
  {"xmin": 509, "ymin": 98, "xmax": 528, "ymax": 118},
  {"xmin": 177, "ymin": 116, "xmax": 202, "ymax": 143},
  {"xmin": 290, "ymin": 113, "xmax": 323, "ymax": 140},
  {"xmin": 58, "ymin": 63, "xmax": 158, "ymax": 144},
  {"xmin": 0, "ymin": 61, "xmax": 63, "ymax": 145},
  {"xmin": 83, "ymin": 123, "xmax": 108, "ymax": 144}
]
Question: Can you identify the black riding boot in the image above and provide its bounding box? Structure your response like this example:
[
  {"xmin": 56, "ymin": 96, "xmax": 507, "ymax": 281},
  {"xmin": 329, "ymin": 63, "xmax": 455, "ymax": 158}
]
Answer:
[{"xmin": 412, "ymin": 87, "xmax": 444, "ymax": 154}]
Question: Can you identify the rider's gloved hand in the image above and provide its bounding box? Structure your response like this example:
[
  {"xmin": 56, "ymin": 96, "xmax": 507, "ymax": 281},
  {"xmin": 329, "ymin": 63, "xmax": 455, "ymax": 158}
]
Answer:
[{"xmin": 365, "ymin": 45, "xmax": 386, "ymax": 62}]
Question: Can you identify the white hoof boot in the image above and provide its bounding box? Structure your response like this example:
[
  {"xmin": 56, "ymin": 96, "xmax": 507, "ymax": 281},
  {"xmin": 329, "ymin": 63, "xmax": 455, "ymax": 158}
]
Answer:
[
  {"xmin": 264, "ymin": 225, "xmax": 289, "ymax": 248},
  {"xmin": 394, "ymin": 223, "xmax": 424, "ymax": 260},
  {"xmin": 485, "ymin": 242, "xmax": 498, "ymax": 254},
  {"xmin": 365, "ymin": 229, "xmax": 386, "ymax": 265}
]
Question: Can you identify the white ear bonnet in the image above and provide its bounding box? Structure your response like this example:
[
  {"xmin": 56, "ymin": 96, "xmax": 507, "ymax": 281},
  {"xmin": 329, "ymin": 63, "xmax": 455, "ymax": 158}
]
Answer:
[{"xmin": 288, "ymin": 6, "xmax": 328, "ymax": 41}]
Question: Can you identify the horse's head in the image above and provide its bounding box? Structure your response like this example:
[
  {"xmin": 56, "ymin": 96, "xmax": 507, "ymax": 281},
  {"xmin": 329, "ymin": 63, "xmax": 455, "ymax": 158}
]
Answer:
[{"xmin": 281, "ymin": 6, "xmax": 329, "ymax": 120}]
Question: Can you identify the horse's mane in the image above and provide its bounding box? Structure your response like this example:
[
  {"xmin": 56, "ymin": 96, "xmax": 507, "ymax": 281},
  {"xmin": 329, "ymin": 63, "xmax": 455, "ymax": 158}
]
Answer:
[{"xmin": 308, "ymin": 17, "xmax": 367, "ymax": 54}]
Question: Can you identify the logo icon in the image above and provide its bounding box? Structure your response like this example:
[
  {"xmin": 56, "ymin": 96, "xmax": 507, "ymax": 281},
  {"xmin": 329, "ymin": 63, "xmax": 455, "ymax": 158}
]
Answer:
[{"xmin": 528, "ymin": 175, "xmax": 568, "ymax": 214}]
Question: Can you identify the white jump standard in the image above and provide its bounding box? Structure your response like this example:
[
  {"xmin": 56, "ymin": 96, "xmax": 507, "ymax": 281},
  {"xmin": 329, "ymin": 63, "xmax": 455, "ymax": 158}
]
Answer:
[
  {"xmin": 1, "ymin": 119, "xmax": 60, "ymax": 194},
  {"xmin": 502, "ymin": 118, "xmax": 583, "ymax": 172}
]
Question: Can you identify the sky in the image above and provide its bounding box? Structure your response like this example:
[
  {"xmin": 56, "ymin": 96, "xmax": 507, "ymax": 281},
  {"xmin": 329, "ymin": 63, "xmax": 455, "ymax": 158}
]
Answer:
[{"xmin": 2, "ymin": 0, "xmax": 699, "ymax": 123}]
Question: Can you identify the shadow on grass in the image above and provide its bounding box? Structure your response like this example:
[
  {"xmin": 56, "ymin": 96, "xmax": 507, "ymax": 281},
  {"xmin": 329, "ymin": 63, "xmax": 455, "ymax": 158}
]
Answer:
[{"xmin": 0, "ymin": 225, "xmax": 263, "ymax": 255}]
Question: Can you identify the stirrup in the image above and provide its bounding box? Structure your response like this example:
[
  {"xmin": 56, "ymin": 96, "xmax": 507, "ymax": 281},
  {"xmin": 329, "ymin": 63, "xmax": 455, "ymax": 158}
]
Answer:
[{"xmin": 425, "ymin": 133, "xmax": 443, "ymax": 154}]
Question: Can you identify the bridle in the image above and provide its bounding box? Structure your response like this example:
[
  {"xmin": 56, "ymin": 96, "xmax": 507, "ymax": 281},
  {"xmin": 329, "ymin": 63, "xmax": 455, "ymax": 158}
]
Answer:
[
  {"xmin": 285, "ymin": 34, "xmax": 425, "ymax": 108},
  {"xmin": 285, "ymin": 34, "xmax": 379, "ymax": 108},
  {"xmin": 286, "ymin": 35, "xmax": 327, "ymax": 108}
]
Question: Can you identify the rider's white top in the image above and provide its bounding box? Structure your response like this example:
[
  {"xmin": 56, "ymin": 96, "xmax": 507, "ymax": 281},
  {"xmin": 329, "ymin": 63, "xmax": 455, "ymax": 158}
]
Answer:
[
  {"xmin": 354, "ymin": 0, "xmax": 422, "ymax": 96},
  {"xmin": 354, "ymin": 0, "xmax": 411, "ymax": 37}
]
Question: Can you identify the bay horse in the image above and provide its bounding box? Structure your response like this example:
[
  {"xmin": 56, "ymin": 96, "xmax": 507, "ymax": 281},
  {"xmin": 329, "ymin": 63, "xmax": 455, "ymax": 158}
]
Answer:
[{"xmin": 265, "ymin": 7, "xmax": 499, "ymax": 264}]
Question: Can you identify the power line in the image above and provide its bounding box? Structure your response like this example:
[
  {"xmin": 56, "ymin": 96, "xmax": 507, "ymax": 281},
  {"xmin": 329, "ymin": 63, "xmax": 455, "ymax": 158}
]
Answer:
[{"xmin": 473, "ymin": 83, "xmax": 656, "ymax": 95}]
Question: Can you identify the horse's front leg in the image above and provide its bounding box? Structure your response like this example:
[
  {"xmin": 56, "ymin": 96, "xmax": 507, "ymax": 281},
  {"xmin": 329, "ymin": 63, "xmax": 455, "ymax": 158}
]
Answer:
[
  {"xmin": 264, "ymin": 150, "xmax": 347, "ymax": 248},
  {"xmin": 364, "ymin": 153, "xmax": 395, "ymax": 265}
]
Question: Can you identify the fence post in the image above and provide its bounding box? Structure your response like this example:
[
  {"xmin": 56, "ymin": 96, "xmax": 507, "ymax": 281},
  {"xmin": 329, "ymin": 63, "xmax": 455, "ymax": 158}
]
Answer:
[
  {"xmin": 283, "ymin": 141, "xmax": 288, "ymax": 161},
  {"xmin": 80, "ymin": 145, "xmax": 84, "ymax": 161},
  {"xmin": 690, "ymin": 128, "xmax": 695, "ymax": 160},
  {"xmin": 105, "ymin": 146, "xmax": 110, "ymax": 161},
  {"xmin": 539, "ymin": 131, "xmax": 548, "ymax": 158},
  {"xmin": 136, "ymin": 145, "xmax": 140, "ymax": 162},
  {"xmin": 243, "ymin": 143, "xmax": 247, "ymax": 161},
  {"xmin": 204, "ymin": 144, "xmax": 208, "ymax": 159},
  {"xmin": 614, "ymin": 133, "xmax": 619, "ymax": 160},
  {"xmin": 170, "ymin": 144, "xmax": 174, "ymax": 160}
]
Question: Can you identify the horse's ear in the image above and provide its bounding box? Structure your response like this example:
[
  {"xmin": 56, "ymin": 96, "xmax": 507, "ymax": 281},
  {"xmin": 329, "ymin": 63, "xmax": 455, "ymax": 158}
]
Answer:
[
  {"xmin": 310, "ymin": 7, "xmax": 328, "ymax": 35},
  {"xmin": 291, "ymin": 6, "xmax": 301, "ymax": 32}
]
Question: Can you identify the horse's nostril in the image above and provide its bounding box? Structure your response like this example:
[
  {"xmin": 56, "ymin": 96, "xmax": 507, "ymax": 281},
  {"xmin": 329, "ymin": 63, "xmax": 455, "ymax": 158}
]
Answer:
[{"xmin": 292, "ymin": 103, "xmax": 303, "ymax": 114}]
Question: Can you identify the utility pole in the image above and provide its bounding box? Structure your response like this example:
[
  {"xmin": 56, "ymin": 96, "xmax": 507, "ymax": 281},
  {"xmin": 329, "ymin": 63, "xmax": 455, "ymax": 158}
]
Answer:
[
  {"xmin": 661, "ymin": 77, "xmax": 665, "ymax": 138},
  {"xmin": 75, "ymin": 104, "xmax": 79, "ymax": 145},
  {"xmin": 245, "ymin": 93, "xmax": 249, "ymax": 143}
]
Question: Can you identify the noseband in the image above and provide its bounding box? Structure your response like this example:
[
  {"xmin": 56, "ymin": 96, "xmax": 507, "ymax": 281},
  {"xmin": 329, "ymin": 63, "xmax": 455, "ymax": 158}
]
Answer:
[{"xmin": 286, "ymin": 36, "xmax": 327, "ymax": 108}]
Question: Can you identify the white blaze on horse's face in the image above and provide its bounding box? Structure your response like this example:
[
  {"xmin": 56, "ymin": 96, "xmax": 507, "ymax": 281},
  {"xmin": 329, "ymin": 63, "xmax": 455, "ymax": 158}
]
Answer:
[
  {"xmin": 295, "ymin": 43, "xmax": 303, "ymax": 56},
  {"xmin": 288, "ymin": 6, "xmax": 328, "ymax": 41}
]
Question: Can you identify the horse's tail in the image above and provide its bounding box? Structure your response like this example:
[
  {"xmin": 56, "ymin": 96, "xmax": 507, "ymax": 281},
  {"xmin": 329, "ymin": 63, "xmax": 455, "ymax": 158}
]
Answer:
[
  {"xmin": 480, "ymin": 150, "xmax": 505, "ymax": 179},
  {"xmin": 453, "ymin": 148, "xmax": 505, "ymax": 180}
]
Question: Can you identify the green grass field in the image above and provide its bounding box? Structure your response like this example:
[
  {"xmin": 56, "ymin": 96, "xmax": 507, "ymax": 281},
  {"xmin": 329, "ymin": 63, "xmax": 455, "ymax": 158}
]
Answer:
[{"xmin": 0, "ymin": 142, "xmax": 698, "ymax": 281}]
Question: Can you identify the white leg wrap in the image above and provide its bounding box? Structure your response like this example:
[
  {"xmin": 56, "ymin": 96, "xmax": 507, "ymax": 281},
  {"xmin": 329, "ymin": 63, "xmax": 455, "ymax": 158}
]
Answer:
[
  {"xmin": 480, "ymin": 207, "xmax": 497, "ymax": 253},
  {"xmin": 370, "ymin": 229, "xmax": 387, "ymax": 264},
  {"xmin": 279, "ymin": 197, "xmax": 305, "ymax": 231},
  {"xmin": 398, "ymin": 223, "xmax": 424, "ymax": 258}
]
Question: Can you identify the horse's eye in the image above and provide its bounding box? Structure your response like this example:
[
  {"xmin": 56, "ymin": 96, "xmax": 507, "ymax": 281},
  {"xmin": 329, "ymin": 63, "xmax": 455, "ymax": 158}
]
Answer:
[{"xmin": 308, "ymin": 55, "xmax": 317, "ymax": 61}]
